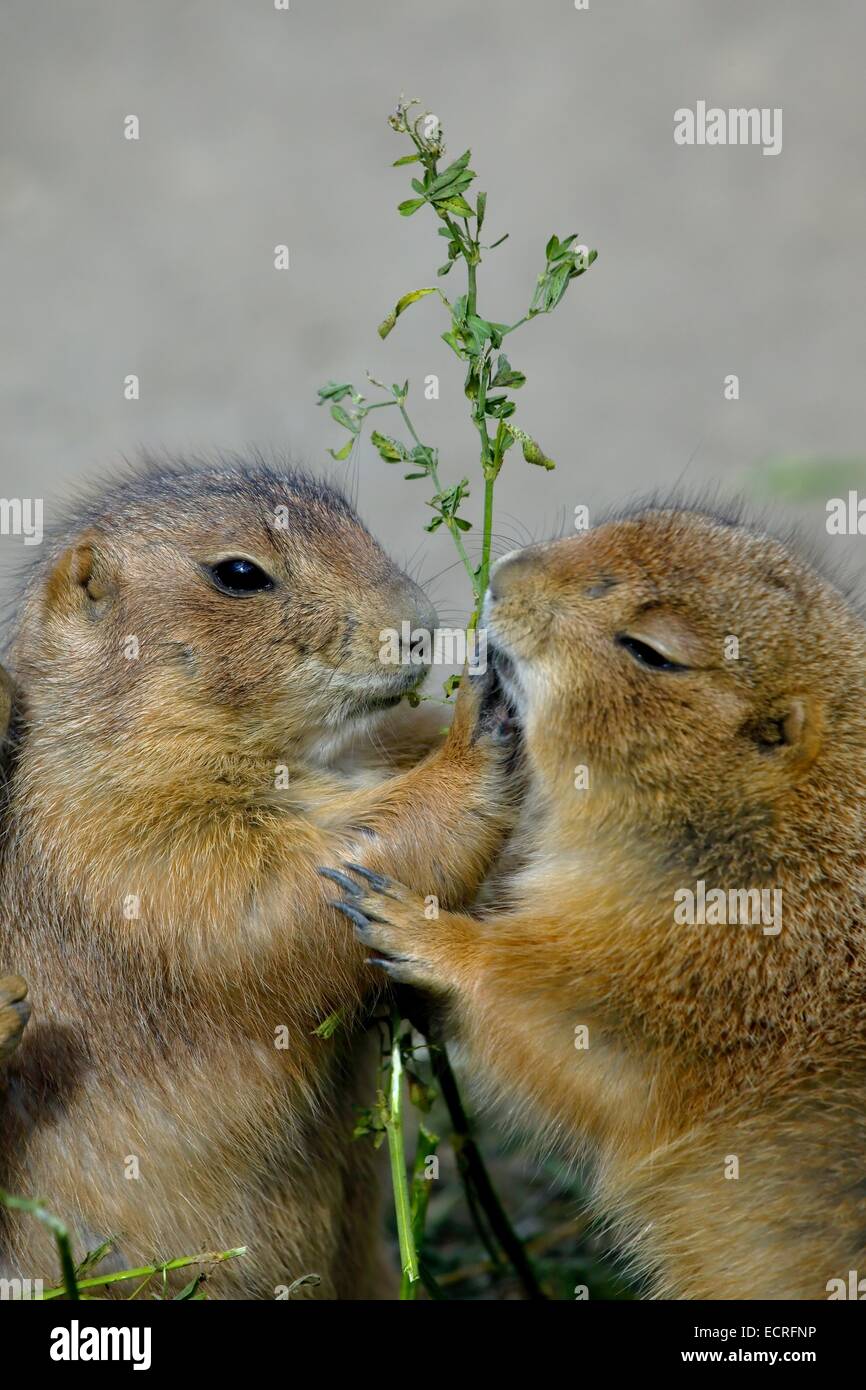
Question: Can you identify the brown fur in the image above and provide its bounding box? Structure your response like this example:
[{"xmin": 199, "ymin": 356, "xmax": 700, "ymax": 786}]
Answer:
[
  {"xmin": 0, "ymin": 670, "xmax": 29, "ymax": 1065},
  {"xmin": 338, "ymin": 507, "xmax": 866, "ymax": 1299},
  {"xmin": 0, "ymin": 976, "xmax": 28, "ymax": 1064},
  {"xmin": 0, "ymin": 458, "xmax": 513, "ymax": 1298}
]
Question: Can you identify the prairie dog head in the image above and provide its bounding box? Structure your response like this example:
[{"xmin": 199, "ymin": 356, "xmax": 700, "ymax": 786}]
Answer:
[
  {"xmin": 11, "ymin": 459, "xmax": 437, "ymax": 769},
  {"xmin": 483, "ymin": 508, "xmax": 866, "ymax": 867}
]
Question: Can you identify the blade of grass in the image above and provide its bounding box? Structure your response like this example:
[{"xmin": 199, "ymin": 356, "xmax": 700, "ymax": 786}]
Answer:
[
  {"xmin": 384, "ymin": 1017, "xmax": 420, "ymax": 1298},
  {"xmin": 0, "ymin": 1190, "xmax": 79, "ymax": 1300}
]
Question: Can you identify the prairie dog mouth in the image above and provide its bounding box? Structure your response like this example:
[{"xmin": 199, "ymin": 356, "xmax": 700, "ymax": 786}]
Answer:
[
  {"xmin": 488, "ymin": 642, "xmax": 523, "ymax": 718},
  {"xmin": 473, "ymin": 646, "xmax": 522, "ymax": 734},
  {"xmin": 352, "ymin": 667, "xmax": 426, "ymax": 716}
]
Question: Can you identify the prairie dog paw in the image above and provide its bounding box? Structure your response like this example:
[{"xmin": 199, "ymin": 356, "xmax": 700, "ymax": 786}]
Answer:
[
  {"xmin": 318, "ymin": 865, "xmax": 450, "ymax": 991},
  {"xmin": 0, "ymin": 975, "xmax": 30, "ymax": 1062}
]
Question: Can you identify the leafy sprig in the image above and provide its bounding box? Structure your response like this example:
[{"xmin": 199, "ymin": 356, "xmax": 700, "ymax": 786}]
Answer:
[
  {"xmin": 317, "ymin": 95, "xmax": 596, "ymax": 1302},
  {"xmin": 318, "ymin": 94, "xmax": 597, "ymax": 622}
]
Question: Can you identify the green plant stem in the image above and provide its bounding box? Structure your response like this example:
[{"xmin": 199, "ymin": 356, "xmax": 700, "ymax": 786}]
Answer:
[
  {"xmin": 476, "ymin": 477, "xmax": 496, "ymax": 616},
  {"xmin": 397, "ymin": 398, "xmax": 478, "ymax": 594},
  {"xmin": 398, "ymin": 119, "xmax": 539, "ymax": 1292},
  {"xmin": 405, "ymin": 1122, "xmax": 445, "ymax": 1299},
  {"xmin": 0, "ymin": 1191, "xmax": 79, "ymax": 1300},
  {"xmin": 467, "ymin": 259, "xmax": 478, "ymax": 317},
  {"xmin": 385, "ymin": 1019, "xmax": 420, "ymax": 1298},
  {"xmin": 409, "ymin": 1123, "xmax": 438, "ymax": 1253},
  {"xmin": 38, "ymin": 1246, "xmax": 246, "ymax": 1301}
]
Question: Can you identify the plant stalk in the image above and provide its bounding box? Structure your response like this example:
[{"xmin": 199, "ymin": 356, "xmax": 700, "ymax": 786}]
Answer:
[
  {"xmin": 386, "ymin": 1019, "xmax": 421, "ymax": 1298},
  {"xmin": 38, "ymin": 1246, "xmax": 247, "ymax": 1301}
]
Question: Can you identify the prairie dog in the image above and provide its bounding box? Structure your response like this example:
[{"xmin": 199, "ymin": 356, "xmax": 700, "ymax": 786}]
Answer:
[
  {"xmin": 331, "ymin": 506, "xmax": 866, "ymax": 1299},
  {"xmin": 0, "ymin": 458, "xmax": 513, "ymax": 1298}
]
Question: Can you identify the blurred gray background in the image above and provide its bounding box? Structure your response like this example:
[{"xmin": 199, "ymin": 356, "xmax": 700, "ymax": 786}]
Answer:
[{"xmin": 1, "ymin": 0, "xmax": 864, "ymax": 620}]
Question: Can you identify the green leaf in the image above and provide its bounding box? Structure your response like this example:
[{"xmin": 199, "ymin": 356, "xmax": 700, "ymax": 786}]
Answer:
[
  {"xmin": 406, "ymin": 1071, "xmax": 438, "ymax": 1113},
  {"xmin": 503, "ymin": 421, "xmax": 555, "ymax": 470},
  {"xmin": 464, "ymin": 313, "xmax": 495, "ymax": 355},
  {"xmin": 75, "ymin": 1238, "xmax": 117, "ymax": 1277},
  {"xmin": 476, "ymin": 191, "xmax": 487, "ymax": 230},
  {"xmin": 443, "ymin": 673, "xmax": 461, "ymax": 699},
  {"xmin": 437, "ymin": 261, "xmax": 453, "ymax": 276},
  {"xmin": 454, "ymin": 516, "xmax": 472, "ymax": 530},
  {"xmin": 313, "ymin": 1010, "xmax": 344, "ymax": 1038},
  {"xmin": 370, "ymin": 430, "xmax": 410, "ymax": 462},
  {"xmin": 435, "ymin": 193, "xmax": 475, "ymax": 218},
  {"xmin": 427, "ymin": 150, "xmax": 473, "ymax": 195},
  {"xmin": 487, "ymin": 233, "xmax": 509, "ymax": 250},
  {"xmin": 491, "ymin": 354, "xmax": 526, "ymax": 389},
  {"xmin": 393, "ymin": 153, "xmax": 421, "ymax": 166},
  {"xmin": 398, "ymin": 197, "xmax": 426, "ymax": 217},
  {"xmin": 530, "ymin": 236, "xmax": 598, "ymax": 315},
  {"xmin": 174, "ymin": 1276, "xmax": 206, "ymax": 1301},
  {"xmin": 317, "ymin": 381, "xmax": 354, "ymax": 404},
  {"xmin": 429, "ymin": 478, "xmax": 471, "ymax": 523},
  {"xmin": 441, "ymin": 330, "xmax": 467, "ymax": 358},
  {"xmin": 378, "ymin": 287, "xmax": 439, "ymax": 339},
  {"xmin": 484, "ymin": 395, "xmax": 516, "ymax": 418},
  {"xmin": 328, "ymin": 439, "xmax": 354, "ymax": 462},
  {"xmin": 353, "ymin": 1103, "xmax": 387, "ymax": 1143},
  {"xmin": 546, "ymin": 262, "xmax": 572, "ymax": 311},
  {"xmin": 424, "ymin": 515, "xmax": 444, "ymax": 532},
  {"xmin": 330, "ymin": 403, "xmax": 358, "ymax": 434},
  {"xmin": 461, "ymin": 314, "xmax": 509, "ymax": 355},
  {"xmin": 433, "ymin": 174, "xmax": 474, "ymax": 202},
  {"xmin": 403, "ymin": 471, "xmax": 428, "ymax": 480}
]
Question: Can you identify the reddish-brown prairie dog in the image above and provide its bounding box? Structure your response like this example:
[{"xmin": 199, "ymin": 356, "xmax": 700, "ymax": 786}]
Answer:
[
  {"xmin": 0, "ymin": 457, "xmax": 514, "ymax": 1298},
  {"xmin": 332, "ymin": 506, "xmax": 866, "ymax": 1300}
]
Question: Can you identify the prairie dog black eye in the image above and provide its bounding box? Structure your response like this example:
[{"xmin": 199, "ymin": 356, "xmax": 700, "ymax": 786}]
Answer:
[
  {"xmin": 616, "ymin": 633, "xmax": 689, "ymax": 672},
  {"xmin": 206, "ymin": 557, "xmax": 275, "ymax": 597}
]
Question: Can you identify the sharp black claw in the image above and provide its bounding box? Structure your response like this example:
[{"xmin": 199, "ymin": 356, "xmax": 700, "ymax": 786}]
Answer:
[
  {"xmin": 366, "ymin": 956, "xmax": 410, "ymax": 976},
  {"xmin": 317, "ymin": 867, "xmax": 363, "ymax": 896},
  {"xmin": 342, "ymin": 862, "xmax": 393, "ymax": 892},
  {"xmin": 327, "ymin": 899, "xmax": 373, "ymax": 930}
]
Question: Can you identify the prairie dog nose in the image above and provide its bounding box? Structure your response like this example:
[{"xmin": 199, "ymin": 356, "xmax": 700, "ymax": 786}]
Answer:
[{"xmin": 488, "ymin": 547, "xmax": 539, "ymax": 601}]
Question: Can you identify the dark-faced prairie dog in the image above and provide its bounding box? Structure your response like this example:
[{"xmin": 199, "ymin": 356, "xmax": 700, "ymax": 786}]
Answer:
[
  {"xmin": 331, "ymin": 505, "xmax": 866, "ymax": 1300},
  {"xmin": 0, "ymin": 457, "xmax": 514, "ymax": 1298}
]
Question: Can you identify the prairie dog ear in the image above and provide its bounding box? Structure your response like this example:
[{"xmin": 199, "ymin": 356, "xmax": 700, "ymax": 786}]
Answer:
[
  {"xmin": 781, "ymin": 694, "xmax": 824, "ymax": 773},
  {"xmin": 43, "ymin": 534, "xmax": 114, "ymax": 614},
  {"xmin": 744, "ymin": 693, "xmax": 823, "ymax": 775}
]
